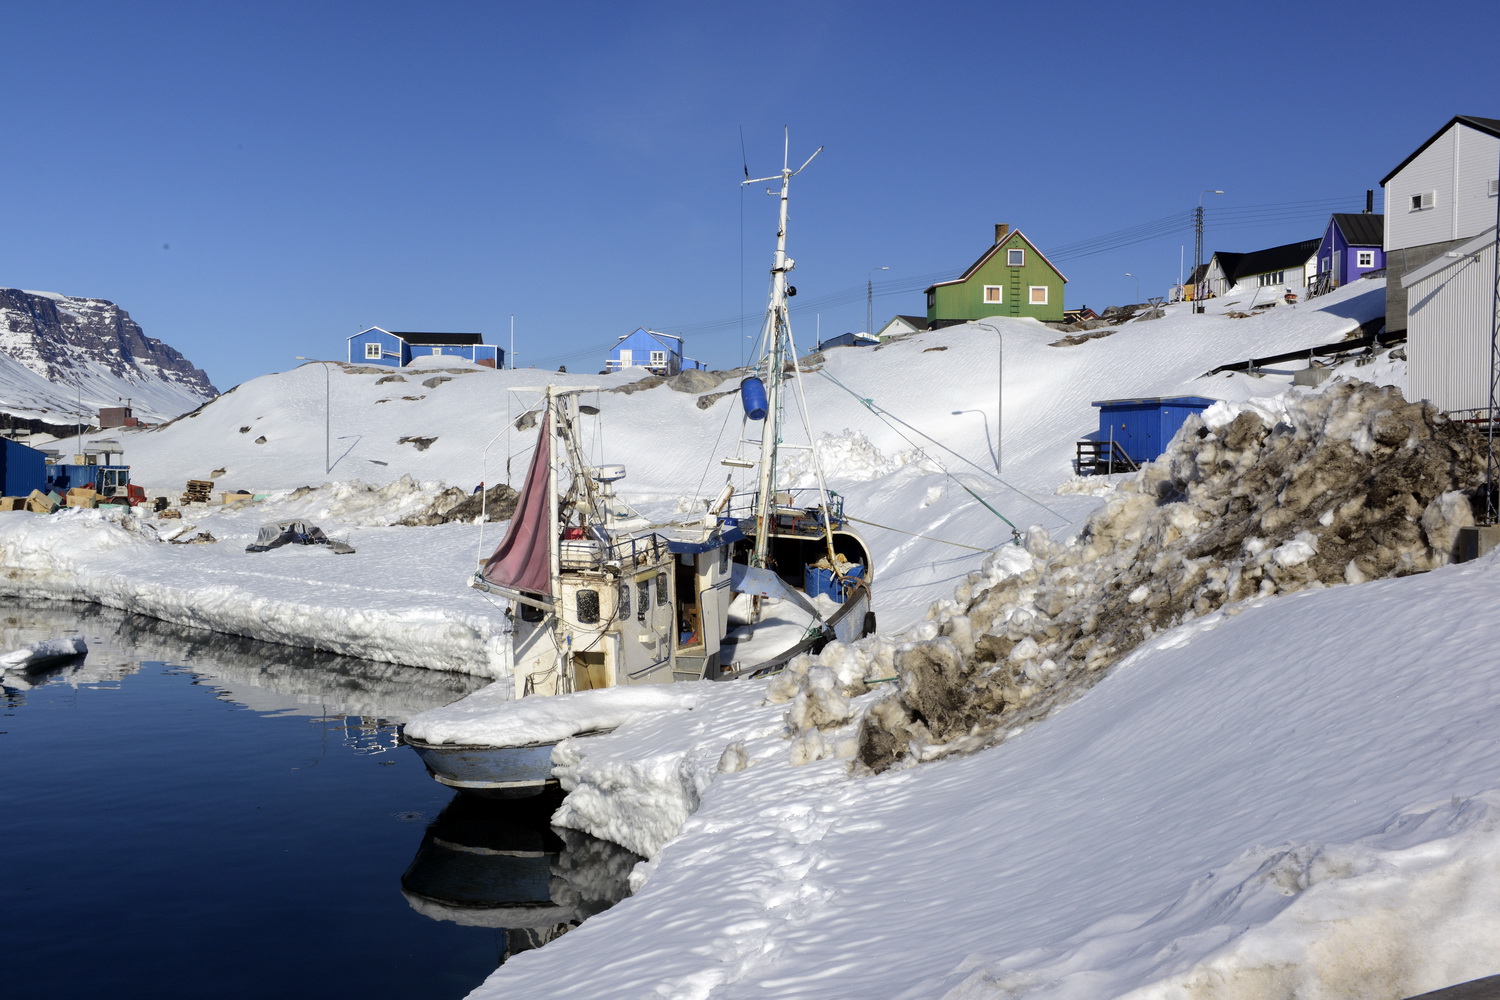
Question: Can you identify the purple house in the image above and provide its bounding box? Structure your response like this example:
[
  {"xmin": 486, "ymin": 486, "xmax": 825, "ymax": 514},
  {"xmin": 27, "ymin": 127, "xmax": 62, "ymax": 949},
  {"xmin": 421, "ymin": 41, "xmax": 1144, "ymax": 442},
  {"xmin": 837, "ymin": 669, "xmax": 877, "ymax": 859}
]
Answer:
[{"xmin": 1310, "ymin": 213, "xmax": 1385, "ymax": 297}]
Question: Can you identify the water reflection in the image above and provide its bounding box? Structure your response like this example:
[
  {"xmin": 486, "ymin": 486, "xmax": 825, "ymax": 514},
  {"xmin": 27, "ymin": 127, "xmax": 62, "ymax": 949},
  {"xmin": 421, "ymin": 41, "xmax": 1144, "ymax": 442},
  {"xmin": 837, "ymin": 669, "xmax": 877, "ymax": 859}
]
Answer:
[
  {"xmin": 401, "ymin": 793, "xmax": 642, "ymax": 961},
  {"xmin": 1, "ymin": 598, "xmax": 488, "ymax": 727}
]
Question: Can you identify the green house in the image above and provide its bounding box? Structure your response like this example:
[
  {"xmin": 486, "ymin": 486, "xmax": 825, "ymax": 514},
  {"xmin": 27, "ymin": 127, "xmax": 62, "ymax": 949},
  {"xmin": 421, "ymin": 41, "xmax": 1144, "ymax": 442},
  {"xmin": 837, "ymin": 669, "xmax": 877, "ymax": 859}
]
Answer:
[{"xmin": 926, "ymin": 224, "xmax": 1066, "ymax": 324}]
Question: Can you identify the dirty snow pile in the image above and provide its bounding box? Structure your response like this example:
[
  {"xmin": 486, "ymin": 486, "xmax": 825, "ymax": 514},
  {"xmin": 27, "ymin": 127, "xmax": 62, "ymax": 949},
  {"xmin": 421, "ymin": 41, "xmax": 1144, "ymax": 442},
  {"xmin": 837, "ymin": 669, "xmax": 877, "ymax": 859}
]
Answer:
[{"xmin": 791, "ymin": 379, "xmax": 1486, "ymax": 771}]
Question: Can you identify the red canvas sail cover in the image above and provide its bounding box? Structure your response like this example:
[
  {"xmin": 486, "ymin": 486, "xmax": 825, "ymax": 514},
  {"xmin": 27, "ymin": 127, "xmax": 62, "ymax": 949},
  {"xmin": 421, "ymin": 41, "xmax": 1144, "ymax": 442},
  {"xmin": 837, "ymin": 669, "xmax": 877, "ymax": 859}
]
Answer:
[{"xmin": 481, "ymin": 412, "xmax": 552, "ymax": 594}]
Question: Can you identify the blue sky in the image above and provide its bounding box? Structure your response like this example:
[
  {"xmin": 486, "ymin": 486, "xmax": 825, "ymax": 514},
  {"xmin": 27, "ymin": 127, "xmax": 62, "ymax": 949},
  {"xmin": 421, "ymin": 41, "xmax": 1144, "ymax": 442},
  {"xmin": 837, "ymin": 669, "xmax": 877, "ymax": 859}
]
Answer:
[{"xmin": 4, "ymin": 0, "xmax": 1498, "ymax": 391}]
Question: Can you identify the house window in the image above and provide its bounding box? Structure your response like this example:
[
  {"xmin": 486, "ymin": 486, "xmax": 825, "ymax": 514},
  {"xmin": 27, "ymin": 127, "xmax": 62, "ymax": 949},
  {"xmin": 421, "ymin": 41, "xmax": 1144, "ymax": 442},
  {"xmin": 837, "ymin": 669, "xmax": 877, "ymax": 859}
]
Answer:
[
  {"xmin": 650, "ymin": 350, "xmax": 667, "ymax": 367},
  {"xmin": 1410, "ymin": 191, "xmax": 1434, "ymax": 211},
  {"xmin": 364, "ymin": 342, "xmax": 382, "ymax": 360},
  {"xmin": 926, "ymin": 290, "xmax": 935, "ymax": 309},
  {"xmin": 983, "ymin": 285, "xmax": 1003, "ymax": 304},
  {"xmin": 432, "ymin": 347, "xmax": 443, "ymax": 355},
  {"xmin": 1007, "ymin": 248, "xmax": 1024, "ymax": 266},
  {"xmin": 1320, "ymin": 256, "xmax": 1330, "ymax": 273},
  {"xmin": 1356, "ymin": 250, "xmax": 1375, "ymax": 268},
  {"xmin": 1489, "ymin": 179, "xmax": 1499, "ymax": 197},
  {"xmin": 1028, "ymin": 286, "xmax": 1048, "ymax": 305},
  {"xmin": 1257, "ymin": 271, "xmax": 1285, "ymax": 286}
]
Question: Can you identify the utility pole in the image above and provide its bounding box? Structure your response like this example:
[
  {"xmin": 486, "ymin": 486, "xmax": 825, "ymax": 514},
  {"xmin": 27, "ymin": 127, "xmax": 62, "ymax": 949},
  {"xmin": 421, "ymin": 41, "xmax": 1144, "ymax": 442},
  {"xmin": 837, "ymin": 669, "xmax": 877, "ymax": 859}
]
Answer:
[
  {"xmin": 1194, "ymin": 190, "xmax": 1223, "ymax": 313},
  {"xmin": 867, "ymin": 266, "xmax": 888, "ymax": 336}
]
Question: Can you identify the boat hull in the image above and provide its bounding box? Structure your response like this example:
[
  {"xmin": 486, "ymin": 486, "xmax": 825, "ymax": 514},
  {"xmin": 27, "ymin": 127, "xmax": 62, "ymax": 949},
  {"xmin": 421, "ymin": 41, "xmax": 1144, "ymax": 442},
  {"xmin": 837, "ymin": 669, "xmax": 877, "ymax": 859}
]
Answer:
[{"xmin": 402, "ymin": 735, "xmax": 559, "ymax": 799}]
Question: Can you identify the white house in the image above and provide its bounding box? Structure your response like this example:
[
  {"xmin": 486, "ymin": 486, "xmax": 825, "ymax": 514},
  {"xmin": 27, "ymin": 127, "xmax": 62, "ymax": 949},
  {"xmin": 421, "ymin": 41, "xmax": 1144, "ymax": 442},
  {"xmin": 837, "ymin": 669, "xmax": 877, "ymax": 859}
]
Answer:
[
  {"xmin": 1381, "ymin": 115, "xmax": 1500, "ymax": 334},
  {"xmin": 1204, "ymin": 240, "xmax": 1320, "ymax": 299},
  {"xmin": 1402, "ymin": 226, "xmax": 1497, "ymax": 414}
]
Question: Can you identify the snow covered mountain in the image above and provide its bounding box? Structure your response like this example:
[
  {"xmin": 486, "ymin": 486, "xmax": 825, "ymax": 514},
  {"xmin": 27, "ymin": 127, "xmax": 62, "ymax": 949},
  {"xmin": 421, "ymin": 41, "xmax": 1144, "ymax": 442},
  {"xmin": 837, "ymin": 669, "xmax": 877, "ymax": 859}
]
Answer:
[{"xmin": 0, "ymin": 288, "xmax": 217, "ymax": 428}]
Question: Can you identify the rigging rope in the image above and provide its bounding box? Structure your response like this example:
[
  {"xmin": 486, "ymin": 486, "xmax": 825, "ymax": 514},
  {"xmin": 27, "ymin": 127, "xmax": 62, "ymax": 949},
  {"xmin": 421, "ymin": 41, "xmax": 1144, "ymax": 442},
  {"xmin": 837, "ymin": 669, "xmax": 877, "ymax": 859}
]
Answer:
[{"xmin": 842, "ymin": 515, "xmax": 997, "ymax": 553}]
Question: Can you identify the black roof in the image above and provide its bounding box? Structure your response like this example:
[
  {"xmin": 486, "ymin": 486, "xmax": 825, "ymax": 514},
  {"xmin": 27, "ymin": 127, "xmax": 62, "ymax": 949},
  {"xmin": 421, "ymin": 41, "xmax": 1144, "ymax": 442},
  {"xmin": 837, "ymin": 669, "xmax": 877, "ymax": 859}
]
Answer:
[
  {"xmin": 390, "ymin": 331, "xmax": 484, "ymax": 346},
  {"xmin": 1331, "ymin": 213, "xmax": 1384, "ymax": 246},
  {"xmin": 1380, "ymin": 115, "xmax": 1500, "ymax": 185},
  {"xmin": 1216, "ymin": 240, "xmax": 1319, "ymax": 281}
]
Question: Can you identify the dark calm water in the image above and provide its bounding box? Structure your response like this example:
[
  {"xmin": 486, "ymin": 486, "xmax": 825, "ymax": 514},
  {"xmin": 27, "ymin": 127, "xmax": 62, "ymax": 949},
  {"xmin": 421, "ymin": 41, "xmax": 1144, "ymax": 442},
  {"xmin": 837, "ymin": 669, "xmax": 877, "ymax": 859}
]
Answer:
[{"xmin": 0, "ymin": 600, "xmax": 639, "ymax": 1000}]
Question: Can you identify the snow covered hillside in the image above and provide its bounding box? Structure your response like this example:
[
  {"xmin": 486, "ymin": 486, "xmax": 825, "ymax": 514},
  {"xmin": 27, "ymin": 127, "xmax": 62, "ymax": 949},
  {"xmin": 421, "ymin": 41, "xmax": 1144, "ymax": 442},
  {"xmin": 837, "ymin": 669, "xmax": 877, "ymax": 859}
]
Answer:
[{"xmin": 0, "ymin": 288, "xmax": 216, "ymax": 426}]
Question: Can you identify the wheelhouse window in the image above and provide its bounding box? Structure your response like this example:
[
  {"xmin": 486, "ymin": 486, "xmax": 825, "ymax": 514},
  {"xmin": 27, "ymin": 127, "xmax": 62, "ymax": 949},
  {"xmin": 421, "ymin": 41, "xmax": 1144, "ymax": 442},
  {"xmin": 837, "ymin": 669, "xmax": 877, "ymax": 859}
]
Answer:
[
  {"xmin": 983, "ymin": 285, "xmax": 1002, "ymax": 304},
  {"xmin": 576, "ymin": 589, "xmax": 600, "ymax": 624},
  {"xmin": 364, "ymin": 342, "xmax": 382, "ymax": 360},
  {"xmin": 656, "ymin": 572, "xmax": 668, "ymax": 606},
  {"xmin": 637, "ymin": 580, "xmax": 650, "ymax": 623},
  {"xmin": 1007, "ymin": 248, "xmax": 1024, "ymax": 266},
  {"xmin": 1356, "ymin": 250, "xmax": 1375, "ymax": 268},
  {"xmin": 1028, "ymin": 286, "xmax": 1048, "ymax": 305}
]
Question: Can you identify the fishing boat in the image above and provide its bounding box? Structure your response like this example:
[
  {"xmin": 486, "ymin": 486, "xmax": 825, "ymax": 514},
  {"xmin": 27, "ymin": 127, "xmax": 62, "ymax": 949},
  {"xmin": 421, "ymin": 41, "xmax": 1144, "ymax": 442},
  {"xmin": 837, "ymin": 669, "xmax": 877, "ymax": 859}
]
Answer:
[
  {"xmin": 404, "ymin": 136, "xmax": 875, "ymax": 797},
  {"xmin": 719, "ymin": 136, "xmax": 875, "ymax": 667}
]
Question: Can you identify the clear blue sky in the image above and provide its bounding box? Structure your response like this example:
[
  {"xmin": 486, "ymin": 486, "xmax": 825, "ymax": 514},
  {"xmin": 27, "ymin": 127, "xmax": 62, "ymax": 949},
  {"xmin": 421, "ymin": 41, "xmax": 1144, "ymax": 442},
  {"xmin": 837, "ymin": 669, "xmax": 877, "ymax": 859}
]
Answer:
[{"xmin": 4, "ymin": 0, "xmax": 1498, "ymax": 391}]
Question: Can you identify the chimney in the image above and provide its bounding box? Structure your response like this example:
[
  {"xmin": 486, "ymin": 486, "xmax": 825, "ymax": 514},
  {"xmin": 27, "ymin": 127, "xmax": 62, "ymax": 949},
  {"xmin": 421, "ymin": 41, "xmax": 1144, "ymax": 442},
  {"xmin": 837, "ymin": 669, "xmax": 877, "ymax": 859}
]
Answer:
[
  {"xmin": 994, "ymin": 223, "xmax": 1009, "ymax": 244},
  {"xmin": 1365, "ymin": 189, "xmax": 1374, "ymax": 214}
]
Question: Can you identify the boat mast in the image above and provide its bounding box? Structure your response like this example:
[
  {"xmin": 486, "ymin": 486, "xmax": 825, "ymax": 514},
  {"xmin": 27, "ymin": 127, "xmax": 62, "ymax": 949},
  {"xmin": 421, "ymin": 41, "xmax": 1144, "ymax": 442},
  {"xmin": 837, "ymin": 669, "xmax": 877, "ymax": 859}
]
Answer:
[
  {"xmin": 744, "ymin": 132, "xmax": 822, "ymax": 568},
  {"xmin": 546, "ymin": 385, "xmax": 562, "ymax": 623}
]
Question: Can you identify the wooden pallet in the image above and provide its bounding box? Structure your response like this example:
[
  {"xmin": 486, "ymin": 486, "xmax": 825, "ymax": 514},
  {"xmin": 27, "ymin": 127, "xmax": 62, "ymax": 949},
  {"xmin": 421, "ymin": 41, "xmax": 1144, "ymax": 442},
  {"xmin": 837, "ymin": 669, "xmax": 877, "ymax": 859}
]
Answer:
[{"xmin": 180, "ymin": 479, "xmax": 215, "ymax": 504}]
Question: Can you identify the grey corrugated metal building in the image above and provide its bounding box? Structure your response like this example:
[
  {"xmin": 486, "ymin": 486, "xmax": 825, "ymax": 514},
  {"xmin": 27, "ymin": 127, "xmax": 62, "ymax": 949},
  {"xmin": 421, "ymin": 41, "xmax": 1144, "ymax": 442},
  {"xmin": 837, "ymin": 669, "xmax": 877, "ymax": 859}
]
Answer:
[{"xmin": 1403, "ymin": 226, "xmax": 1498, "ymax": 414}]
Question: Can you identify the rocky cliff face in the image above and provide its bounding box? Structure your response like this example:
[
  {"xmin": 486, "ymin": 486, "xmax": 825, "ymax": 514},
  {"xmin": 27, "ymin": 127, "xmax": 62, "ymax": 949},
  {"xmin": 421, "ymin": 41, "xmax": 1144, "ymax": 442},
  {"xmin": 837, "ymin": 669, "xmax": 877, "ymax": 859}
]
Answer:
[{"xmin": 0, "ymin": 289, "xmax": 217, "ymax": 421}]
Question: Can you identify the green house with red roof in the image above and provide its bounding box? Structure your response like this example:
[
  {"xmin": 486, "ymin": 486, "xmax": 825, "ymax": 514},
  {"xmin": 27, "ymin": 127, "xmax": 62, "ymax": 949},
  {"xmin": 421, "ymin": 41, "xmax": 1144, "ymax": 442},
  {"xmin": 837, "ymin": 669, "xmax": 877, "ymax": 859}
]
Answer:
[{"xmin": 925, "ymin": 224, "xmax": 1067, "ymax": 324}]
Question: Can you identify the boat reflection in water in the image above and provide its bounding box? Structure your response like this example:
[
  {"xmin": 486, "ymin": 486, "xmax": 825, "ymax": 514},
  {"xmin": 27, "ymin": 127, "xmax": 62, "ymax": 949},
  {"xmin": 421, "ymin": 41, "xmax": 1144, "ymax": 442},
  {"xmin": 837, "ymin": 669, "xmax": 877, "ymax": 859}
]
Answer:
[{"xmin": 401, "ymin": 792, "xmax": 642, "ymax": 960}]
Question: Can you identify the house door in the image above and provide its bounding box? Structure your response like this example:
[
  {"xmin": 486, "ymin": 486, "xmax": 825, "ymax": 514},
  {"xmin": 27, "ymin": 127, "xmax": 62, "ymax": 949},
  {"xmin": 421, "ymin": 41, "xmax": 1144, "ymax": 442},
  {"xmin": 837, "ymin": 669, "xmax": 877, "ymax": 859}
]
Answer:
[{"xmin": 619, "ymin": 349, "xmax": 632, "ymax": 367}]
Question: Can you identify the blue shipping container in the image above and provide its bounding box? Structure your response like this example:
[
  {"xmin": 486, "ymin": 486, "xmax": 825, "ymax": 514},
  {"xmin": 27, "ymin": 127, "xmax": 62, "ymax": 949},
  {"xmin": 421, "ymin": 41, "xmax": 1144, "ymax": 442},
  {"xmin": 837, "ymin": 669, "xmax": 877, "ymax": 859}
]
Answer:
[
  {"xmin": 1091, "ymin": 396, "xmax": 1217, "ymax": 466},
  {"xmin": 1, "ymin": 438, "xmax": 48, "ymax": 496}
]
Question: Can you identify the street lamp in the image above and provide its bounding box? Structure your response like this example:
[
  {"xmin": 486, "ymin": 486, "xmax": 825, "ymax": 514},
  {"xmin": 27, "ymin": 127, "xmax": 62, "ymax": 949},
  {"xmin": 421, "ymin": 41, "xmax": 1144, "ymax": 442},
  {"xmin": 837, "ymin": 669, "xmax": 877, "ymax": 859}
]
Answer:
[
  {"xmin": 975, "ymin": 322, "xmax": 1004, "ymax": 473},
  {"xmin": 1194, "ymin": 189, "xmax": 1224, "ymax": 312},
  {"xmin": 1125, "ymin": 272, "xmax": 1140, "ymax": 303},
  {"xmin": 867, "ymin": 266, "xmax": 889, "ymax": 337},
  {"xmin": 294, "ymin": 356, "xmax": 332, "ymax": 474},
  {"xmin": 951, "ymin": 409, "xmax": 999, "ymax": 473}
]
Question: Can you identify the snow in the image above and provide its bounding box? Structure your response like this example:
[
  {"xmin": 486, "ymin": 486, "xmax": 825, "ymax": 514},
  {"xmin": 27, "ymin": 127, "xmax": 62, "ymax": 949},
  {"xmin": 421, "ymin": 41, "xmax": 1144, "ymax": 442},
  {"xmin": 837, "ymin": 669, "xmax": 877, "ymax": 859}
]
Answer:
[
  {"xmin": 5, "ymin": 279, "xmax": 1489, "ymax": 998},
  {"xmin": 405, "ymin": 683, "xmax": 707, "ymax": 746}
]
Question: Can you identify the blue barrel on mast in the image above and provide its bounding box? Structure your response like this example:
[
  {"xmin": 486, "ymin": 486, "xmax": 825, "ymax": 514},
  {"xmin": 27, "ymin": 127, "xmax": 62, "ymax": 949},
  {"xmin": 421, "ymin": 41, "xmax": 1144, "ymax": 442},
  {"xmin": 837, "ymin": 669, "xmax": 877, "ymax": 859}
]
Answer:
[{"xmin": 740, "ymin": 377, "xmax": 768, "ymax": 421}]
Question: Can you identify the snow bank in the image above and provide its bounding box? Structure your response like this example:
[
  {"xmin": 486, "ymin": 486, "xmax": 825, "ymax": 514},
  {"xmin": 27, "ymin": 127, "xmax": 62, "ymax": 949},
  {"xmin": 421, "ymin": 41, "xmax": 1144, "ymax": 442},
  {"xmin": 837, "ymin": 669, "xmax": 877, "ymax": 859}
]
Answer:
[
  {"xmin": 0, "ymin": 635, "xmax": 87, "ymax": 667},
  {"xmin": 404, "ymin": 683, "xmax": 707, "ymax": 746},
  {"xmin": 0, "ymin": 505, "xmax": 512, "ymax": 676}
]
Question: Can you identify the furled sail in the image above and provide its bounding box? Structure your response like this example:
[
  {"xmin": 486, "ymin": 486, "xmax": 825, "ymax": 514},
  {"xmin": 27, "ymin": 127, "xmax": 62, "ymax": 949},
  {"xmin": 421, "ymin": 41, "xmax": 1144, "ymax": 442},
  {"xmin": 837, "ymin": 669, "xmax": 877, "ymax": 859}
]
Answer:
[{"xmin": 481, "ymin": 413, "xmax": 552, "ymax": 594}]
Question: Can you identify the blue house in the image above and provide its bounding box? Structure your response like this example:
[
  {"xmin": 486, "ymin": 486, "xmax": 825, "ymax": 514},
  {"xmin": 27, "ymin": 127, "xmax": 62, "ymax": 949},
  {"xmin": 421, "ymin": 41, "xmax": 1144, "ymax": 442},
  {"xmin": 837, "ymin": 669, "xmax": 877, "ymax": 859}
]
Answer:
[
  {"xmin": 1, "ymin": 437, "xmax": 47, "ymax": 496},
  {"xmin": 1077, "ymin": 396, "xmax": 1217, "ymax": 474},
  {"xmin": 1310, "ymin": 213, "xmax": 1385, "ymax": 297},
  {"xmin": 605, "ymin": 329, "xmax": 705, "ymax": 376},
  {"xmin": 346, "ymin": 327, "xmax": 502, "ymax": 367}
]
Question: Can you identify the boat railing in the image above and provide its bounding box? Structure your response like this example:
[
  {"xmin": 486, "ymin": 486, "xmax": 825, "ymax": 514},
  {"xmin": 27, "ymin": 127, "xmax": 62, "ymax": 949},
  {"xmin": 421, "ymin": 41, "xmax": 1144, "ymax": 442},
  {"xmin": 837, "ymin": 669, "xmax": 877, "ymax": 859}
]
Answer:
[
  {"xmin": 726, "ymin": 489, "xmax": 846, "ymax": 530},
  {"xmin": 559, "ymin": 527, "xmax": 668, "ymax": 573}
]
